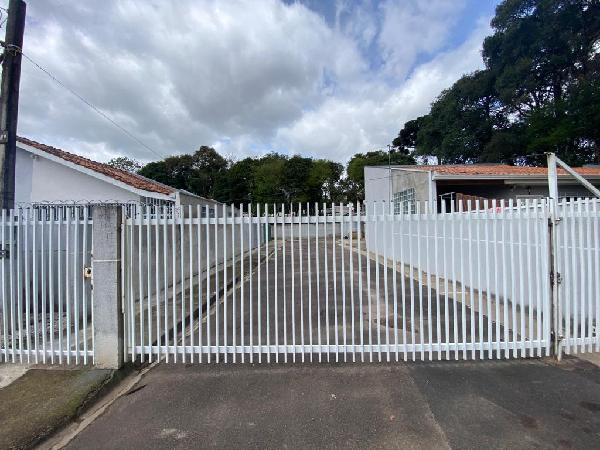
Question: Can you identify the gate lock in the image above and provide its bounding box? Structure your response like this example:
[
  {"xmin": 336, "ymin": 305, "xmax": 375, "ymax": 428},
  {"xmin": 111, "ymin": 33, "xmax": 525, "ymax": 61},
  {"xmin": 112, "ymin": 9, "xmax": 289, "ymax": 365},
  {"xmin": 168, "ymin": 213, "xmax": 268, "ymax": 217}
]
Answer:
[
  {"xmin": 0, "ymin": 244, "xmax": 8, "ymax": 259},
  {"xmin": 83, "ymin": 266, "xmax": 92, "ymax": 279}
]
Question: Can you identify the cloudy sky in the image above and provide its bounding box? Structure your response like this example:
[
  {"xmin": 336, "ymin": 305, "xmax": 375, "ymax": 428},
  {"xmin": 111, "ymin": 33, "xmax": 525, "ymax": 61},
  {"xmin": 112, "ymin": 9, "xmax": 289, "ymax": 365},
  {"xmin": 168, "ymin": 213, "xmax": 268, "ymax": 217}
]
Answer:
[{"xmin": 11, "ymin": 0, "xmax": 500, "ymax": 164}]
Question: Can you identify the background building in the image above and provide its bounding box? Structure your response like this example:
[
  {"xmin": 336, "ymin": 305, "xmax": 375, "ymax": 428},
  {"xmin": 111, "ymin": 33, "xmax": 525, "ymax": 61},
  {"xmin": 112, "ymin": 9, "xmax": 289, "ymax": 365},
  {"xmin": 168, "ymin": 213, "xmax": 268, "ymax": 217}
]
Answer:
[{"xmin": 364, "ymin": 164, "xmax": 600, "ymax": 213}]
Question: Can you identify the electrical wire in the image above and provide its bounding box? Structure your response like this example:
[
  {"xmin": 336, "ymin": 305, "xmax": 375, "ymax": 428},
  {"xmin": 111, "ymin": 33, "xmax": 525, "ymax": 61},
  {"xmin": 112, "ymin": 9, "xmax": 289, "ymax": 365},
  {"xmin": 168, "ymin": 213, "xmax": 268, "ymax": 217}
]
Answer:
[{"xmin": 19, "ymin": 51, "xmax": 167, "ymax": 160}]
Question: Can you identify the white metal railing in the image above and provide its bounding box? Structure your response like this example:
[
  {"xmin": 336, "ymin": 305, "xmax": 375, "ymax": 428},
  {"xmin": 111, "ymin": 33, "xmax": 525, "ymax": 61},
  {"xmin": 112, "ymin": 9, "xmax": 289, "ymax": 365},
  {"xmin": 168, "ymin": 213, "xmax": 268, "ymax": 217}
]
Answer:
[
  {"xmin": 123, "ymin": 201, "xmax": 560, "ymax": 363},
  {"xmin": 3, "ymin": 199, "xmax": 596, "ymax": 366},
  {"xmin": 0, "ymin": 207, "xmax": 93, "ymax": 364},
  {"xmin": 556, "ymin": 198, "xmax": 600, "ymax": 354}
]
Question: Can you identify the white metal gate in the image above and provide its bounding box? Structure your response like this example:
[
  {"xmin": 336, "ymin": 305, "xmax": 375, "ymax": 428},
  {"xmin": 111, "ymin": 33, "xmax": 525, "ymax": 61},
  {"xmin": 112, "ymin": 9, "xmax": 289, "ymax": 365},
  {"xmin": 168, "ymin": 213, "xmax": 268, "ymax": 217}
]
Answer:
[
  {"xmin": 123, "ymin": 199, "xmax": 561, "ymax": 363},
  {"xmin": 0, "ymin": 206, "xmax": 94, "ymax": 364},
  {"xmin": 555, "ymin": 199, "xmax": 600, "ymax": 355}
]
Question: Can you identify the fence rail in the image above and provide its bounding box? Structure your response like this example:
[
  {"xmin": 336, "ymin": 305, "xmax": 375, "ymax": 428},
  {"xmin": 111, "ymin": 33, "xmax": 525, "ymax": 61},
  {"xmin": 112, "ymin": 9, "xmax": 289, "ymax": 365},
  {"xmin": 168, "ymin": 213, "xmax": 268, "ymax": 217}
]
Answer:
[
  {"xmin": 0, "ymin": 207, "xmax": 93, "ymax": 364},
  {"xmin": 121, "ymin": 200, "xmax": 573, "ymax": 363},
  {"xmin": 1, "ymin": 198, "xmax": 598, "ymax": 366}
]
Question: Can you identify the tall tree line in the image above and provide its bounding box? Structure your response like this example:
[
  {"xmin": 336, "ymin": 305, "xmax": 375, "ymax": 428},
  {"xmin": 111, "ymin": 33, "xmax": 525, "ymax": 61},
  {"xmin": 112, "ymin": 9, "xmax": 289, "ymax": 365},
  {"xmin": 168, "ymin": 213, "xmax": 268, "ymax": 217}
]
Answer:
[
  {"xmin": 110, "ymin": 147, "xmax": 414, "ymax": 204},
  {"xmin": 394, "ymin": 0, "xmax": 600, "ymax": 166}
]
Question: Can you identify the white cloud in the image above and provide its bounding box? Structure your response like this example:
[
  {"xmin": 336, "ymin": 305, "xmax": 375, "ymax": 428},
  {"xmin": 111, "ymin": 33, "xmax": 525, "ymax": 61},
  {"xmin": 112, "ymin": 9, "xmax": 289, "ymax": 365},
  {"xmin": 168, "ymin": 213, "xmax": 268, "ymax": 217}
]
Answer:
[
  {"xmin": 377, "ymin": 0, "xmax": 466, "ymax": 79},
  {"xmin": 13, "ymin": 0, "xmax": 491, "ymax": 164},
  {"xmin": 275, "ymin": 19, "xmax": 491, "ymax": 162}
]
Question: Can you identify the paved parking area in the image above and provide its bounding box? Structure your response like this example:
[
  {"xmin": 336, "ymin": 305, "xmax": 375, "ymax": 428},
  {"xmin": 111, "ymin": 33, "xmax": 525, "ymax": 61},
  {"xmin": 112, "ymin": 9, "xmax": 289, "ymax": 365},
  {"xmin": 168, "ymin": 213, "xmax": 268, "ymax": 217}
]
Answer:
[{"xmin": 65, "ymin": 357, "xmax": 600, "ymax": 449}]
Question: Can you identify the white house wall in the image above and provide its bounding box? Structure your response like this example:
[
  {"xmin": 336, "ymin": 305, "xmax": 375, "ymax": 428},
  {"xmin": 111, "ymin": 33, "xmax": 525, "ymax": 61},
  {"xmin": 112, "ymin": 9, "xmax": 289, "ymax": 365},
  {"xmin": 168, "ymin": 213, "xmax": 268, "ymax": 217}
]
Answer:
[
  {"xmin": 15, "ymin": 148, "xmax": 34, "ymax": 205},
  {"xmin": 364, "ymin": 166, "xmax": 392, "ymax": 206},
  {"xmin": 16, "ymin": 146, "xmax": 140, "ymax": 205},
  {"xmin": 364, "ymin": 166, "xmax": 432, "ymax": 206}
]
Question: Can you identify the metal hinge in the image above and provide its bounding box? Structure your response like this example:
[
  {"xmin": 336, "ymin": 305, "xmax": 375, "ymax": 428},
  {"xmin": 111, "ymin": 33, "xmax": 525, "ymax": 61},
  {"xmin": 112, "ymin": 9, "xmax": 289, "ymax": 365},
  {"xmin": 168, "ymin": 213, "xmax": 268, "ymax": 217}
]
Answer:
[
  {"xmin": 551, "ymin": 331, "xmax": 565, "ymax": 344},
  {"xmin": 548, "ymin": 217, "xmax": 562, "ymax": 227},
  {"xmin": 0, "ymin": 244, "xmax": 8, "ymax": 259},
  {"xmin": 550, "ymin": 271, "xmax": 562, "ymax": 285}
]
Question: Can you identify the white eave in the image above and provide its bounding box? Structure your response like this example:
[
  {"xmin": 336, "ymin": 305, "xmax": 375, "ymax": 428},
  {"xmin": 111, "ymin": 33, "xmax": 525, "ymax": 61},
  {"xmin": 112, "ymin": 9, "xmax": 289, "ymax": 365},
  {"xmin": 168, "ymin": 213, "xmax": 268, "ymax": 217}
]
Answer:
[
  {"xmin": 431, "ymin": 173, "xmax": 600, "ymax": 183},
  {"xmin": 385, "ymin": 165, "xmax": 600, "ymax": 184}
]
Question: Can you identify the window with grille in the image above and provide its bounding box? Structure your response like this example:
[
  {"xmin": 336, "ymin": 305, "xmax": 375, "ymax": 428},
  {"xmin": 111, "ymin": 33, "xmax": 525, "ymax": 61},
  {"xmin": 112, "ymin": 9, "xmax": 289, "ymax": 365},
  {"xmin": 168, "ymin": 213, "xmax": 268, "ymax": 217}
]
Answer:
[
  {"xmin": 392, "ymin": 188, "xmax": 416, "ymax": 214},
  {"xmin": 141, "ymin": 197, "xmax": 176, "ymax": 218}
]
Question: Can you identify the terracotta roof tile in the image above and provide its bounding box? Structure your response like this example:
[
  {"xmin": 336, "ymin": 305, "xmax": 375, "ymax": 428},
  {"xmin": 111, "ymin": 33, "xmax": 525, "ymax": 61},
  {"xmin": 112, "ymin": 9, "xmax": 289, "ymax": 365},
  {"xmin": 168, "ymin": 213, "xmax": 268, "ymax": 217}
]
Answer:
[
  {"xmin": 17, "ymin": 136, "xmax": 175, "ymax": 195},
  {"xmin": 404, "ymin": 164, "xmax": 600, "ymax": 177}
]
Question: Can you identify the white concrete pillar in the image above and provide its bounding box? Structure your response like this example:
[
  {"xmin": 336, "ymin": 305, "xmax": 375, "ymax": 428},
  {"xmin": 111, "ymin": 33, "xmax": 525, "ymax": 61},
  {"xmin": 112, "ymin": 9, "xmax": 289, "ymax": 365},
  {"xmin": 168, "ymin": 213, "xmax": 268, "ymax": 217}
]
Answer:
[{"xmin": 92, "ymin": 206, "xmax": 124, "ymax": 369}]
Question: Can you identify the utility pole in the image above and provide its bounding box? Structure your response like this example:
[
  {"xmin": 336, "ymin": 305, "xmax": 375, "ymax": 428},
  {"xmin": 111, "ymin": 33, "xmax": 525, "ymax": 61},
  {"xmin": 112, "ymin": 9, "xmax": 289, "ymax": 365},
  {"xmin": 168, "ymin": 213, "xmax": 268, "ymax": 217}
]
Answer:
[
  {"xmin": 0, "ymin": 0, "xmax": 26, "ymax": 210},
  {"xmin": 387, "ymin": 143, "xmax": 393, "ymax": 208}
]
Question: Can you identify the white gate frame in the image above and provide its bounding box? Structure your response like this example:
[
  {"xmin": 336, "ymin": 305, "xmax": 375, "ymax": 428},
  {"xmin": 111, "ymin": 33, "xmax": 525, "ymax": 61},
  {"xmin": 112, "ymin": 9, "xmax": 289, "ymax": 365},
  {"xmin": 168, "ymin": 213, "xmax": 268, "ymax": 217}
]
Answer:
[
  {"xmin": 123, "ymin": 202, "xmax": 555, "ymax": 364},
  {"xmin": 547, "ymin": 152, "xmax": 600, "ymax": 361}
]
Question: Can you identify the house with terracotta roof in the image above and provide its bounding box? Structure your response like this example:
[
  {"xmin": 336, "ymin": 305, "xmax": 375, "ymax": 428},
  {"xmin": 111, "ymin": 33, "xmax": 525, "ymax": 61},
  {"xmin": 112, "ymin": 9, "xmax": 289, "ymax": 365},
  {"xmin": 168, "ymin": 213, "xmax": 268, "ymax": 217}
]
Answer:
[
  {"xmin": 14, "ymin": 137, "xmax": 221, "ymax": 214},
  {"xmin": 364, "ymin": 164, "xmax": 600, "ymax": 212}
]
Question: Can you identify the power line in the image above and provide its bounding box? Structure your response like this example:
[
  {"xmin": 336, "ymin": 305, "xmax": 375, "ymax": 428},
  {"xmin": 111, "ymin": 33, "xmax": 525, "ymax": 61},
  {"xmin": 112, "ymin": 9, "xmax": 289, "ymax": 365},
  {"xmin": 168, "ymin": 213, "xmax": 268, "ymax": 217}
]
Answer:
[{"xmin": 19, "ymin": 51, "xmax": 167, "ymax": 160}]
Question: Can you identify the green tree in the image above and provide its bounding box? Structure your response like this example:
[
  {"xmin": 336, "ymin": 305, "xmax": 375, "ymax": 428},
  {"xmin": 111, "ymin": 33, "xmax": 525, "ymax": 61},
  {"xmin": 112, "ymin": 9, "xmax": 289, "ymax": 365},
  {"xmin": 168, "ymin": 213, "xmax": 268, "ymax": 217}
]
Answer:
[
  {"xmin": 346, "ymin": 150, "xmax": 415, "ymax": 200},
  {"xmin": 394, "ymin": 0, "xmax": 600, "ymax": 165},
  {"xmin": 187, "ymin": 146, "xmax": 228, "ymax": 197},
  {"xmin": 282, "ymin": 156, "xmax": 313, "ymax": 204},
  {"xmin": 308, "ymin": 159, "xmax": 344, "ymax": 204},
  {"xmin": 139, "ymin": 155, "xmax": 195, "ymax": 190},
  {"xmin": 415, "ymin": 70, "xmax": 506, "ymax": 163},
  {"xmin": 139, "ymin": 145, "xmax": 227, "ymax": 197},
  {"xmin": 107, "ymin": 156, "xmax": 142, "ymax": 172},
  {"xmin": 252, "ymin": 154, "xmax": 287, "ymax": 204},
  {"xmin": 213, "ymin": 157, "xmax": 258, "ymax": 204},
  {"xmin": 392, "ymin": 117, "xmax": 422, "ymax": 154}
]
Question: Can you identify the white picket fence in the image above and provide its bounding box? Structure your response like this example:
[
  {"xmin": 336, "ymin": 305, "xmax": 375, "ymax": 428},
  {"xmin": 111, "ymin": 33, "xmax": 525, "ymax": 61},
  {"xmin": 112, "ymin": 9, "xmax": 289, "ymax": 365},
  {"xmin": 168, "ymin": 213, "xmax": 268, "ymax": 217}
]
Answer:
[
  {"xmin": 120, "ymin": 199, "xmax": 598, "ymax": 363},
  {"xmin": 0, "ymin": 207, "xmax": 93, "ymax": 364},
  {"xmin": 1, "ymin": 199, "xmax": 598, "ymax": 365},
  {"xmin": 556, "ymin": 199, "xmax": 600, "ymax": 354},
  {"xmin": 364, "ymin": 199, "xmax": 554, "ymax": 359}
]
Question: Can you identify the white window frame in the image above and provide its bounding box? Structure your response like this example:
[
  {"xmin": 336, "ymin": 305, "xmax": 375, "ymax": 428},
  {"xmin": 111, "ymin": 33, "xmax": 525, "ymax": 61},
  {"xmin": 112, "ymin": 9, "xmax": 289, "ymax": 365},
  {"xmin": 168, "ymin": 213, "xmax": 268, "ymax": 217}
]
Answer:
[{"xmin": 392, "ymin": 188, "xmax": 416, "ymax": 214}]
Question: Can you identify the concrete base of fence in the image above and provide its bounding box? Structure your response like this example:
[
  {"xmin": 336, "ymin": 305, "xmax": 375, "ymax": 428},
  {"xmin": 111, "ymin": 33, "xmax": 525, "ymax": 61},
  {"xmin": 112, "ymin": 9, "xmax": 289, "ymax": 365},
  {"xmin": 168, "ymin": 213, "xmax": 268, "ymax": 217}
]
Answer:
[{"xmin": 92, "ymin": 206, "xmax": 124, "ymax": 369}]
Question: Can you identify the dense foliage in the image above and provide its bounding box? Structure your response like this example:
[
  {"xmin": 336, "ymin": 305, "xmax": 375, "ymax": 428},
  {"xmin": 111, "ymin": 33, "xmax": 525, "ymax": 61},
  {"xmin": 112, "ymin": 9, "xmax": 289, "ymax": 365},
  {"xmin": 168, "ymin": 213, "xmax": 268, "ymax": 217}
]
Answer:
[
  {"xmin": 107, "ymin": 156, "xmax": 142, "ymax": 172},
  {"xmin": 135, "ymin": 147, "xmax": 415, "ymax": 205},
  {"xmin": 394, "ymin": 0, "xmax": 600, "ymax": 165},
  {"xmin": 138, "ymin": 146, "xmax": 228, "ymax": 198},
  {"xmin": 138, "ymin": 148, "xmax": 353, "ymax": 206}
]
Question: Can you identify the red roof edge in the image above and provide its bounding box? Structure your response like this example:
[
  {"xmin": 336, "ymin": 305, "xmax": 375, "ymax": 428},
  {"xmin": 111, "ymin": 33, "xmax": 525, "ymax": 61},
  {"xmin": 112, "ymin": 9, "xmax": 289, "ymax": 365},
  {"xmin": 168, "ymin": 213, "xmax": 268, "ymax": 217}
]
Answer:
[
  {"xmin": 17, "ymin": 136, "xmax": 176, "ymax": 196},
  {"xmin": 390, "ymin": 164, "xmax": 600, "ymax": 177}
]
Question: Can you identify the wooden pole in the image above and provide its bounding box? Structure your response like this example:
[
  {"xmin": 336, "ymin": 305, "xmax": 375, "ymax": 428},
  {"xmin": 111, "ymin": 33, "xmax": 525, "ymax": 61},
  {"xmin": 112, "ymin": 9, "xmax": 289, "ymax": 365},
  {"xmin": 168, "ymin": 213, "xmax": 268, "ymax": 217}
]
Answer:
[{"xmin": 0, "ymin": 0, "xmax": 26, "ymax": 211}]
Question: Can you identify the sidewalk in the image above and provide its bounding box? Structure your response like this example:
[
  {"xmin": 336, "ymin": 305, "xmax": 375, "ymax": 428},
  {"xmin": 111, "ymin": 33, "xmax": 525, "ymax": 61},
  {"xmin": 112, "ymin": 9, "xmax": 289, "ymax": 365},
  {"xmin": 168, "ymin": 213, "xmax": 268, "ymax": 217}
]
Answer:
[{"xmin": 0, "ymin": 366, "xmax": 116, "ymax": 449}]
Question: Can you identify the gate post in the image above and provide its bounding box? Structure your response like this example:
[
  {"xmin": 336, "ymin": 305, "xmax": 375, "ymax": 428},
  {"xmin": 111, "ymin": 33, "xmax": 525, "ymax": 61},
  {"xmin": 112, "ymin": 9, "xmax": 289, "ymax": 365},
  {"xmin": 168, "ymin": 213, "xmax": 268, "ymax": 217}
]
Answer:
[
  {"xmin": 547, "ymin": 153, "xmax": 562, "ymax": 361},
  {"xmin": 92, "ymin": 205, "xmax": 124, "ymax": 369}
]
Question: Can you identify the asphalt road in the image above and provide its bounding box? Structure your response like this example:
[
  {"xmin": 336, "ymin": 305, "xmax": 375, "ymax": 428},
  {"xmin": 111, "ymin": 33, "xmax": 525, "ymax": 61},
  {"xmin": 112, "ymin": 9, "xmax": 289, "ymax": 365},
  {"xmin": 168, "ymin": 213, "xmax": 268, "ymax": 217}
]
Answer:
[{"xmin": 64, "ymin": 357, "xmax": 600, "ymax": 449}]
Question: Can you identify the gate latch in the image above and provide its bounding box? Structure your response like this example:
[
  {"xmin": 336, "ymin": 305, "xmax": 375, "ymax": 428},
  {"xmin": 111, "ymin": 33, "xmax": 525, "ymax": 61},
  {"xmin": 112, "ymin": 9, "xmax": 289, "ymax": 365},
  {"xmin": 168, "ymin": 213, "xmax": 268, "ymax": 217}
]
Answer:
[
  {"xmin": 0, "ymin": 244, "xmax": 8, "ymax": 259},
  {"xmin": 550, "ymin": 271, "xmax": 562, "ymax": 285},
  {"xmin": 83, "ymin": 266, "xmax": 92, "ymax": 279}
]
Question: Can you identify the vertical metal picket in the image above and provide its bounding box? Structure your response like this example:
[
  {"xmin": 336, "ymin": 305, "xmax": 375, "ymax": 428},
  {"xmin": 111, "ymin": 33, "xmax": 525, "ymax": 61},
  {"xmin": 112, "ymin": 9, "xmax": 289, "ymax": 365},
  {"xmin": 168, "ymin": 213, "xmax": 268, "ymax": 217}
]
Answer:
[{"xmin": 5, "ymin": 195, "xmax": 590, "ymax": 366}]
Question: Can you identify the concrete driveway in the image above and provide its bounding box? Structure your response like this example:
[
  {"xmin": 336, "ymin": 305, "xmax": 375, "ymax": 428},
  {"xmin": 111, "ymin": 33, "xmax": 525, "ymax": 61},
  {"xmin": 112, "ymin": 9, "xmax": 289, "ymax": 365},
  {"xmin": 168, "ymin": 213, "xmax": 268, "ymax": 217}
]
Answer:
[{"xmin": 64, "ymin": 357, "xmax": 600, "ymax": 449}]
